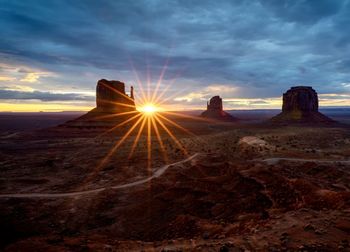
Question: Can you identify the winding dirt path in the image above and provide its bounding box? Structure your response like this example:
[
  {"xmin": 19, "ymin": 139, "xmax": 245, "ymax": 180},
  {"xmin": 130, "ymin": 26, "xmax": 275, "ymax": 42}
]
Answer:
[
  {"xmin": 0, "ymin": 153, "xmax": 200, "ymax": 199},
  {"xmin": 2, "ymin": 153, "xmax": 348, "ymax": 199}
]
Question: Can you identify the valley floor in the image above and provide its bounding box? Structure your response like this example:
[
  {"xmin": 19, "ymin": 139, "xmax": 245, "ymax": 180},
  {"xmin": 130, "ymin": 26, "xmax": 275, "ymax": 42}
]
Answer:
[{"xmin": 1, "ymin": 118, "xmax": 350, "ymax": 251}]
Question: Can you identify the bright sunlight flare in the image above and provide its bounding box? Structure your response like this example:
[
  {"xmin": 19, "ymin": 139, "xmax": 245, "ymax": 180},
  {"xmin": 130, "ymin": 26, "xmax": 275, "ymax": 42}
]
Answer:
[
  {"xmin": 84, "ymin": 56, "xmax": 206, "ymax": 185},
  {"xmin": 139, "ymin": 103, "xmax": 159, "ymax": 114}
]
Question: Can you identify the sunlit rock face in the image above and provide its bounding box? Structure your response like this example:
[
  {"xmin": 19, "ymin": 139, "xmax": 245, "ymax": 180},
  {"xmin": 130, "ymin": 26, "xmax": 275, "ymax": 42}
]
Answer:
[
  {"xmin": 96, "ymin": 79, "xmax": 136, "ymax": 113},
  {"xmin": 60, "ymin": 79, "xmax": 138, "ymax": 130},
  {"xmin": 201, "ymin": 96, "xmax": 237, "ymax": 121},
  {"xmin": 271, "ymin": 86, "xmax": 334, "ymax": 124}
]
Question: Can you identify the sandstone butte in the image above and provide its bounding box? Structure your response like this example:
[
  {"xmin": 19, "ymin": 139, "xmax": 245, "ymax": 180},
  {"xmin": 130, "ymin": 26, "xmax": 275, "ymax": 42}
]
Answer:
[
  {"xmin": 271, "ymin": 86, "xmax": 335, "ymax": 124},
  {"xmin": 200, "ymin": 95, "xmax": 237, "ymax": 121}
]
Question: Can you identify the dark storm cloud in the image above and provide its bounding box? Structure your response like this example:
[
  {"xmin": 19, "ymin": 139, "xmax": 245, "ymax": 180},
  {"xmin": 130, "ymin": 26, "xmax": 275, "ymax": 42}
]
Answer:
[
  {"xmin": 0, "ymin": 89, "xmax": 94, "ymax": 102},
  {"xmin": 0, "ymin": 0, "xmax": 350, "ymax": 102}
]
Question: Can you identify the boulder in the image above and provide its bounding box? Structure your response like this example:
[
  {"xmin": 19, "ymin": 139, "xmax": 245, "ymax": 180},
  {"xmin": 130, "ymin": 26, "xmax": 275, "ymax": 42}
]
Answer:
[{"xmin": 238, "ymin": 136, "xmax": 272, "ymax": 156}]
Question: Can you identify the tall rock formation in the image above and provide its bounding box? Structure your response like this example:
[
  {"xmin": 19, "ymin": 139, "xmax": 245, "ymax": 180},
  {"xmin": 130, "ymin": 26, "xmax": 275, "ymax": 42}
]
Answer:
[
  {"xmin": 201, "ymin": 96, "xmax": 237, "ymax": 121},
  {"xmin": 271, "ymin": 86, "xmax": 334, "ymax": 124},
  {"xmin": 96, "ymin": 79, "xmax": 135, "ymax": 113},
  {"xmin": 61, "ymin": 79, "xmax": 138, "ymax": 130},
  {"xmin": 206, "ymin": 96, "xmax": 223, "ymax": 111},
  {"xmin": 282, "ymin": 86, "xmax": 318, "ymax": 112}
]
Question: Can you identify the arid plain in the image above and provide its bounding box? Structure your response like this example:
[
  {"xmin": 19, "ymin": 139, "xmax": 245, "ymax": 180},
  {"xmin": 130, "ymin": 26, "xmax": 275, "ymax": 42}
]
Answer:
[{"xmin": 1, "ymin": 110, "xmax": 350, "ymax": 251}]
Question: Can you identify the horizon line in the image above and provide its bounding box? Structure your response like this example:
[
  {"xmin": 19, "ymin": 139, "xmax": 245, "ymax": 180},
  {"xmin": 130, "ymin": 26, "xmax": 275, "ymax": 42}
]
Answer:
[{"xmin": 1, "ymin": 106, "xmax": 350, "ymax": 113}]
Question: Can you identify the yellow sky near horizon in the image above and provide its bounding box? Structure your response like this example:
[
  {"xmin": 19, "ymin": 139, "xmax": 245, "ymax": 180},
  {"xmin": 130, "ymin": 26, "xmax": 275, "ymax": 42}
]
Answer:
[
  {"xmin": 1, "ymin": 95, "xmax": 350, "ymax": 112},
  {"xmin": 0, "ymin": 102, "xmax": 93, "ymax": 112},
  {"xmin": 1, "ymin": 73, "xmax": 350, "ymax": 112},
  {"xmin": 1, "ymin": 66, "xmax": 350, "ymax": 112}
]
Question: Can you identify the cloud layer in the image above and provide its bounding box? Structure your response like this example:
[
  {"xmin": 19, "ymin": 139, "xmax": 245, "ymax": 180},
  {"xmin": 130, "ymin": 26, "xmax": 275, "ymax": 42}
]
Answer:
[
  {"xmin": 0, "ymin": 89, "xmax": 94, "ymax": 102},
  {"xmin": 0, "ymin": 0, "xmax": 349, "ymax": 110}
]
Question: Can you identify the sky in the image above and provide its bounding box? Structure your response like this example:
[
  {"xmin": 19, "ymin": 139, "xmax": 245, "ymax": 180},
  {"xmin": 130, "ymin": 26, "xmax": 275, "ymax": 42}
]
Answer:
[{"xmin": 0, "ymin": 0, "xmax": 350, "ymax": 112}]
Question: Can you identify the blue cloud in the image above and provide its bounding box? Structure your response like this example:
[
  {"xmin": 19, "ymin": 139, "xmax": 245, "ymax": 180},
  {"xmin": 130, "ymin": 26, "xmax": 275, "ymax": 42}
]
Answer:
[{"xmin": 0, "ymin": 0, "xmax": 349, "ymax": 103}]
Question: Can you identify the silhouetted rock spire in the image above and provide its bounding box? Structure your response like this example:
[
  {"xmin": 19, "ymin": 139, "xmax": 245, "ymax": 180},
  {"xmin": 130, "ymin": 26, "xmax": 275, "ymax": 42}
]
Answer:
[{"xmin": 130, "ymin": 86, "xmax": 134, "ymax": 100}]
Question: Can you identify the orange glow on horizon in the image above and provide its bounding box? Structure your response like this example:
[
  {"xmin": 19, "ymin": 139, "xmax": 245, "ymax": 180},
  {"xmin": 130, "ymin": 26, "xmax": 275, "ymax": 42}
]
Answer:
[{"xmin": 138, "ymin": 103, "xmax": 160, "ymax": 114}]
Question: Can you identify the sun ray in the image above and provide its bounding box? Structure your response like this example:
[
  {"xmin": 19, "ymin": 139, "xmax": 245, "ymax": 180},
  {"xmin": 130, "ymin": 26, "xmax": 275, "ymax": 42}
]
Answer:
[
  {"xmin": 161, "ymin": 111, "xmax": 215, "ymax": 122},
  {"xmin": 156, "ymin": 113, "xmax": 196, "ymax": 136},
  {"xmin": 112, "ymin": 102, "xmax": 138, "ymax": 109},
  {"xmin": 85, "ymin": 114, "xmax": 145, "ymax": 184},
  {"xmin": 97, "ymin": 99, "xmax": 137, "ymax": 109},
  {"xmin": 155, "ymin": 87, "xmax": 191, "ymax": 107},
  {"xmin": 154, "ymin": 114, "xmax": 188, "ymax": 156},
  {"xmin": 128, "ymin": 57, "xmax": 147, "ymax": 104},
  {"xmin": 98, "ymin": 112, "xmax": 142, "ymax": 137},
  {"xmin": 153, "ymin": 67, "xmax": 186, "ymax": 105},
  {"xmin": 151, "ymin": 57, "xmax": 170, "ymax": 104},
  {"xmin": 147, "ymin": 115, "xmax": 152, "ymax": 170},
  {"xmin": 99, "ymin": 81, "xmax": 135, "ymax": 103},
  {"xmin": 151, "ymin": 46, "xmax": 174, "ymax": 104},
  {"xmin": 90, "ymin": 110, "xmax": 139, "ymax": 121},
  {"xmin": 151, "ymin": 115, "xmax": 168, "ymax": 163},
  {"xmin": 157, "ymin": 112, "xmax": 208, "ymax": 147},
  {"xmin": 147, "ymin": 60, "xmax": 151, "ymax": 101},
  {"xmin": 152, "ymin": 85, "xmax": 170, "ymax": 106},
  {"xmin": 128, "ymin": 114, "xmax": 147, "ymax": 159}
]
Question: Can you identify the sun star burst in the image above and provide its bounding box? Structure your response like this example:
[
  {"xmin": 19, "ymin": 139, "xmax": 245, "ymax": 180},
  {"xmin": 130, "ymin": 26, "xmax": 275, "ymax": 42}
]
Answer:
[
  {"xmin": 85, "ymin": 57, "xmax": 205, "ymax": 187},
  {"xmin": 139, "ymin": 103, "xmax": 159, "ymax": 115}
]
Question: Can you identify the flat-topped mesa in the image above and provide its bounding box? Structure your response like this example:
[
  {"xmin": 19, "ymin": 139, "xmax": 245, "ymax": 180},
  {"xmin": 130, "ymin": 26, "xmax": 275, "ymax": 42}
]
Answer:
[
  {"xmin": 282, "ymin": 86, "xmax": 318, "ymax": 112},
  {"xmin": 201, "ymin": 95, "xmax": 237, "ymax": 121},
  {"xmin": 96, "ymin": 79, "xmax": 136, "ymax": 113},
  {"xmin": 59, "ymin": 79, "xmax": 138, "ymax": 130},
  {"xmin": 271, "ymin": 86, "xmax": 334, "ymax": 124}
]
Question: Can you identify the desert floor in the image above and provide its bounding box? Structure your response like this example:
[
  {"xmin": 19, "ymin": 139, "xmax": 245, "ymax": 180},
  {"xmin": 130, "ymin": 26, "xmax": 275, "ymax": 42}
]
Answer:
[{"xmin": 0, "ymin": 113, "xmax": 350, "ymax": 251}]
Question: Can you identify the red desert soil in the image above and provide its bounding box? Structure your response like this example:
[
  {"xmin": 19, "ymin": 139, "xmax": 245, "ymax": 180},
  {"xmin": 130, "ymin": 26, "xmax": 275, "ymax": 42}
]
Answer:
[{"xmin": 0, "ymin": 115, "xmax": 350, "ymax": 251}]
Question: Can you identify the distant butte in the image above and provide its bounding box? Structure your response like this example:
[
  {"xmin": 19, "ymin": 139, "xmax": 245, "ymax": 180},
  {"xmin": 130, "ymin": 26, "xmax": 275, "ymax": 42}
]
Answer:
[
  {"xmin": 271, "ymin": 86, "xmax": 335, "ymax": 124},
  {"xmin": 200, "ymin": 95, "xmax": 237, "ymax": 121}
]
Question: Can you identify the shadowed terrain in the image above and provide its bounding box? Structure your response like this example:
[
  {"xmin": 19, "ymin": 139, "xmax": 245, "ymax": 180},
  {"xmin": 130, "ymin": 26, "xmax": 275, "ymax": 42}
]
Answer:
[{"xmin": 0, "ymin": 110, "xmax": 350, "ymax": 251}]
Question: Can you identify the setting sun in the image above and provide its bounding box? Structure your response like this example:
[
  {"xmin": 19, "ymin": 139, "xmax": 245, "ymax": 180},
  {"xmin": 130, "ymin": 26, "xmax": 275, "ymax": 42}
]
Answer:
[{"xmin": 139, "ymin": 103, "xmax": 159, "ymax": 114}]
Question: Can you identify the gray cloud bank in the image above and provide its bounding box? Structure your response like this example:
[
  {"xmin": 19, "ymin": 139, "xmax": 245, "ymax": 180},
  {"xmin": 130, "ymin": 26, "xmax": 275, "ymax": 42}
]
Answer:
[
  {"xmin": 0, "ymin": 89, "xmax": 94, "ymax": 102},
  {"xmin": 0, "ymin": 0, "xmax": 349, "ymax": 104}
]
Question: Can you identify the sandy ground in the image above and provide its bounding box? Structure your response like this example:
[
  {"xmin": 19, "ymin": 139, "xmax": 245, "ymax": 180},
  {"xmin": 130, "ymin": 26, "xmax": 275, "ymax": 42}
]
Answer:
[{"xmin": 1, "ymin": 114, "xmax": 350, "ymax": 251}]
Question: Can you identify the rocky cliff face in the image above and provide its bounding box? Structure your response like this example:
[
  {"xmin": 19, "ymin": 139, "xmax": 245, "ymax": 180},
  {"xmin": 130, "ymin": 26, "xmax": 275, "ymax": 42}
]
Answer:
[
  {"xmin": 201, "ymin": 96, "xmax": 237, "ymax": 121},
  {"xmin": 61, "ymin": 79, "xmax": 138, "ymax": 130},
  {"xmin": 207, "ymin": 96, "xmax": 223, "ymax": 111},
  {"xmin": 96, "ymin": 79, "xmax": 135, "ymax": 113},
  {"xmin": 271, "ymin": 86, "xmax": 334, "ymax": 124},
  {"xmin": 282, "ymin": 86, "xmax": 318, "ymax": 112}
]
